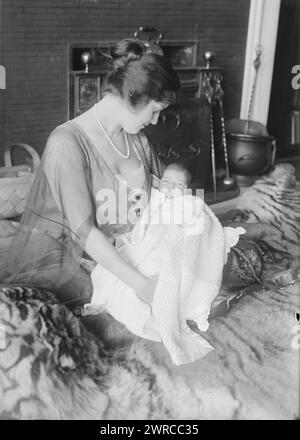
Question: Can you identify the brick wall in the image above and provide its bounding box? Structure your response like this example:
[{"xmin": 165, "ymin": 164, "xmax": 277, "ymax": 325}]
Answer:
[{"xmin": 0, "ymin": 0, "xmax": 250, "ymax": 161}]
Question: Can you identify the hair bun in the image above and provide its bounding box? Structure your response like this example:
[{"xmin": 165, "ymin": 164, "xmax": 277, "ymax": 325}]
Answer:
[{"xmin": 111, "ymin": 38, "xmax": 146, "ymax": 69}]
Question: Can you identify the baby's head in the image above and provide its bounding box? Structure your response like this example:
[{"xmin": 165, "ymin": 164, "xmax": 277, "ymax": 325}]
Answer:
[{"xmin": 159, "ymin": 163, "xmax": 191, "ymax": 197}]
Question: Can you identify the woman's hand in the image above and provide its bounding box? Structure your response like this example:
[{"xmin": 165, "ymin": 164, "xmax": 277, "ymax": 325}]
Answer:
[
  {"xmin": 85, "ymin": 226, "xmax": 160, "ymax": 305},
  {"xmin": 85, "ymin": 226, "xmax": 157, "ymax": 296},
  {"xmin": 135, "ymin": 275, "xmax": 159, "ymax": 304}
]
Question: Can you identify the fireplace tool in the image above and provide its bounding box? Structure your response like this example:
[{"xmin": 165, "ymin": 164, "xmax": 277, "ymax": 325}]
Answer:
[
  {"xmin": 202, "ymin": 52, "xmax": 235, "ymax": 199},
  {"xmin": 214, "ymin": 71, "xmax": 235, "ymax": 189},
  {"xmin": 203, "ymin": 70, "xmax": 217, "ymax": 198}
]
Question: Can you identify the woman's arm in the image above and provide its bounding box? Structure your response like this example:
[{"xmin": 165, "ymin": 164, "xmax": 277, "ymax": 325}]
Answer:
[
  {"xmin": 85, "ymin": 225, "xmax": 156, "ymax": 303},
  {"xmin": 45, "ymin": 133, "xmax": 157, "ymax": 304}
]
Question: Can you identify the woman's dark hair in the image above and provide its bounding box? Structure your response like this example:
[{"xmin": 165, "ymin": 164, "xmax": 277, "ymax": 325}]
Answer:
[{"xmin": 103, "ymin": 38, "xmax": 180, "ymax": 108}]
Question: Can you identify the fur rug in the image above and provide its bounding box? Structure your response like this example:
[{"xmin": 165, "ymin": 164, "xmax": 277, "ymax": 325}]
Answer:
[{"xmin": 0, "ymin": 163, "xmax": 299, "ymax": 420}]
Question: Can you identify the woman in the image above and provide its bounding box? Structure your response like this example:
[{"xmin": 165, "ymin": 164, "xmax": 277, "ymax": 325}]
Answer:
[
  {"xmin": 0, "ymin": 38, "xmax": 271, "ymax": 339},
  {"xmin": 0, "ymin": 38, "xmax": 180, "ymax": 311}
]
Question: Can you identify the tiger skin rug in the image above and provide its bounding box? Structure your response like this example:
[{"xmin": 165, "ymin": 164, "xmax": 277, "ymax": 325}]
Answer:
[{"xmin": 0, "ymin": 163, "xmax": 299, "ymax": 420}]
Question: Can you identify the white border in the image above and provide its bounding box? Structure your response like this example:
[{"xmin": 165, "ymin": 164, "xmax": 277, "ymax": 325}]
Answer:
[{"xmin": 240, "ymin": 0, "xmax": 281, "ymax": 125}]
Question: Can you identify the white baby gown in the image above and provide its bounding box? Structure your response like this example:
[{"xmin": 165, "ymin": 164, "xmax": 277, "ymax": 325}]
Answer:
[{"xmin": 87, "ymin": 189, "xmax": 245, "ymax": 365}]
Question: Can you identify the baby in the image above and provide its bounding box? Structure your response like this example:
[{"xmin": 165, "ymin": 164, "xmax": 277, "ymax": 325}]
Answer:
[
  {"xmin": 127, "ymin": 163, "xmax": 198, "ymax": 244},
  {"xmin": 158, "ymin": 163, "xmax": 191, "ymax": 197},
  {"xmin": 86, "ymin": 164, "xmax": 280, "ymax": 364},
  {"xmin": 158, "ymin": 164, "xmax": 275, "ymax": 242},
  {"xmin": 86, "ymin": 163, "xmax": 248, "ymax": 363},
  {"xmin": 88, "ymin": 161, "xmax": 240, "ymax": 315}
]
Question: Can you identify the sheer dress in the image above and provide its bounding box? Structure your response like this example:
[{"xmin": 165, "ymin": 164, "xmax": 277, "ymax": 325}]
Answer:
[{"xmin": 0, "ymin": 121, "xmax": 165, "ymax": 309}]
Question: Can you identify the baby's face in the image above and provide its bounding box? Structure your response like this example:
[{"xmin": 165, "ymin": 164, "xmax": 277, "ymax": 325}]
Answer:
[{"xmin": 159, "ymin": 168, "xmax": 188, "ymax": 197}]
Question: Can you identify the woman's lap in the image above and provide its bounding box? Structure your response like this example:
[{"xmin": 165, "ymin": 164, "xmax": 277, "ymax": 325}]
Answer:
[{"xmin": 222, "ymin": 237, "xmax": 264, "ymax": 290}]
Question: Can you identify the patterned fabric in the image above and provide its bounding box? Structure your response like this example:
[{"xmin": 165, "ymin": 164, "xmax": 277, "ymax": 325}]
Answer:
[
  {"xmin": 210, "ymin": 163, "xmax": 300, "ymax": 317},
  {"xmin": 222, "ymin": 238, "xmax": 264, "ymax": 289},
  {"xmin": 209, "ymin": 237, "xmax": 274, "ymax": 317}
]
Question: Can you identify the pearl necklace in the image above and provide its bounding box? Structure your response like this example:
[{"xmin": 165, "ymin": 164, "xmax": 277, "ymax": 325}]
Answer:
[{"xmin": 93, "ymin": 105, "xmax": 131, "ymax": 159}]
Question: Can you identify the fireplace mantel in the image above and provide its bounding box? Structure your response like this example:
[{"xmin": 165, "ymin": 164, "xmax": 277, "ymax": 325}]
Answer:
[
  {"xmin": 69, "ymin": 39, "xmax": 203, "ymax": 118},
  {"xmin": 68, "ymin": 40, "xmax": 225, "ymax": 192}
]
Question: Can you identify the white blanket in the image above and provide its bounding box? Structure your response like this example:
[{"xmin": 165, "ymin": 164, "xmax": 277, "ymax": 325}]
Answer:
[{"xmin": 88, "ymin": 191, "xmax": 245, "ymax": 365}]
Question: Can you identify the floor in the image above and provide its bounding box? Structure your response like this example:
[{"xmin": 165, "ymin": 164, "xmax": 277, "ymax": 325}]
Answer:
[{"xmin": 209, "ymin": 186, "xmax": 248, "ymax": 216}]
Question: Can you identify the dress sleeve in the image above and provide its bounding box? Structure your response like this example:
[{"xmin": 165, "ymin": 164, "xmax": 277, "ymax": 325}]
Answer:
[
  {"xmin": 44, "ymin": 129, "xmax": 96, "ymax": 246},
  {"xmin": 3, "ymin": 128, "xmax": 96, "ymax": 308}
]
